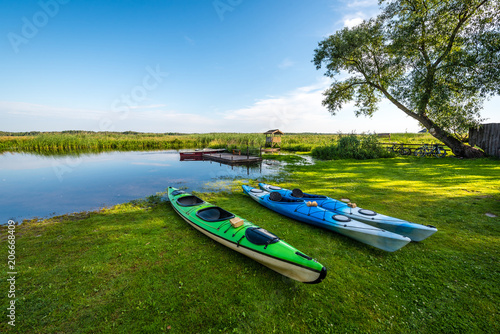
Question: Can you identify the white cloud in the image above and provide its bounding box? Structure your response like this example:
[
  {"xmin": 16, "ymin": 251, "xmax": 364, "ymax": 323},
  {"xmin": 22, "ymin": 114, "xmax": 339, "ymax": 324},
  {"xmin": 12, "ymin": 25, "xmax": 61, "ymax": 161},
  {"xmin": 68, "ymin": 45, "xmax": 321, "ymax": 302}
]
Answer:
[
  {"xmin": 222, "ymin": 78, "xmax": 330, "ymax": 128},
  {"xmin": 129, "ymin": 104, "xmax": 167, "ymax": 110},
  {"xmin": 0, "ymin": 82, "xmax": 434, "ymax": 134},
  {"xmin": 0, "ymin": 100, "xmax": 216, "ymax": 133},
  {"xmin": 0, "ymin": 101, "xmax": 105, "ymax": 120},
  {"xmin": 344, "ymin": 17, "xmax": 364, "ymax": 28},
  {"xmin": 220, "ymin": 78, "xmax": 422, "ymax": 133},
  {"xmin": 340, "ymin": 10, "xmax": 371, "ymax": 29},
  {"xmin": 327, "ymin": 1, "xmax": 380, "ymax": 32}
]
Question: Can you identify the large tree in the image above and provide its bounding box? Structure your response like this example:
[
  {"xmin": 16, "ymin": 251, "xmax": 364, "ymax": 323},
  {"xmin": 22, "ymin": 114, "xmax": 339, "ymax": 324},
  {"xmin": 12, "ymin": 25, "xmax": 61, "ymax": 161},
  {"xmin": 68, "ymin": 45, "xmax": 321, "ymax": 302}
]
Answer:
[{"xmin": 313, "ymin": 0, "xmax": 500, "ymax": 158}]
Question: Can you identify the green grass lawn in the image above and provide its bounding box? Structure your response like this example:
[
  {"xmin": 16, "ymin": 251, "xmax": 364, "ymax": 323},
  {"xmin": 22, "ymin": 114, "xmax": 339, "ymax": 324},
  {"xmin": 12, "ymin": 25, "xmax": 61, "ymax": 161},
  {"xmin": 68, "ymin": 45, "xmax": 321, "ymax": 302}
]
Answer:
[{"xmin": 1, "ymin": 157, "xmax": 499, "ymax": 333}]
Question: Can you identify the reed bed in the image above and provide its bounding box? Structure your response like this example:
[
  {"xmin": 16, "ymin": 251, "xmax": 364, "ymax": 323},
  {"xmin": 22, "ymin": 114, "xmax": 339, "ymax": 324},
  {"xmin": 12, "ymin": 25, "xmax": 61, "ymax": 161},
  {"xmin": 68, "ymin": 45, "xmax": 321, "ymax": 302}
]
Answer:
[{"xmin": 0, "ymin": 131, "xmax": 437, "ymax": 154}]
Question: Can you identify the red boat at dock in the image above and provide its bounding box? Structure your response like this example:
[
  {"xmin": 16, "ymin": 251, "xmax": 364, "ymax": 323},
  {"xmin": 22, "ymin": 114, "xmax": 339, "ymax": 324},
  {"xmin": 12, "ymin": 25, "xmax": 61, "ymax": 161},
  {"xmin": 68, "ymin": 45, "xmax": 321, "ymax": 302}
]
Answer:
[{"xmin": 179, "ymin": 148, "xmax": 226, "ymax": 160}]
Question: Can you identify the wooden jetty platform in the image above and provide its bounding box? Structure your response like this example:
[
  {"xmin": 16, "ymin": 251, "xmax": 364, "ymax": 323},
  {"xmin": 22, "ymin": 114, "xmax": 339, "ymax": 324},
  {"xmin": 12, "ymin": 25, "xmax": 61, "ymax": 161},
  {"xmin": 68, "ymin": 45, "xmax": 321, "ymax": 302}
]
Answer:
[{"xmin": 203, "ymin": 152, "xmax": 262, "ymax": 165}]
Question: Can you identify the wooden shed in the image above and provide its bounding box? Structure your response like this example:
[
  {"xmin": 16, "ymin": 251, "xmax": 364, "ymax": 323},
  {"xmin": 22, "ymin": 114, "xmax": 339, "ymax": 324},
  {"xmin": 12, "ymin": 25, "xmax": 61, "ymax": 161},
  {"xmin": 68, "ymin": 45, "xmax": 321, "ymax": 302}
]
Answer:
[
  {"xmin": 264, "ymin": 129, "xmax": 283, "ymax": 148},
  {"xmin": 469, "ymin": 123, "xmax": 500, "ymax": 157}
]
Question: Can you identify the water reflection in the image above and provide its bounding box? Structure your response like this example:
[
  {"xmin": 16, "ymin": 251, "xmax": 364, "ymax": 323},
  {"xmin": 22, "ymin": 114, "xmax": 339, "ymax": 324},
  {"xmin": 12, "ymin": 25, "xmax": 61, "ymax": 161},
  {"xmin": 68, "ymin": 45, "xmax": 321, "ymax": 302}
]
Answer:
[{"xmin": 0, "ymin": 150, "xmax": 281, "ymax": 223}]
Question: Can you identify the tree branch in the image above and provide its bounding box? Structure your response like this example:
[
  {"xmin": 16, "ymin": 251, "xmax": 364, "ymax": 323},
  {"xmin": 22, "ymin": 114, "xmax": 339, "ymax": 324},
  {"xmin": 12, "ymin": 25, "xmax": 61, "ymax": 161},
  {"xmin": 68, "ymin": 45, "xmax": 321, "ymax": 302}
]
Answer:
[
  {"xmin": 372, "ymin": 82, "xmax": 418, "ymax": 118},
  {"xmin": 433, "ymin": 0, "xmax": 489, "ymax": 68}
]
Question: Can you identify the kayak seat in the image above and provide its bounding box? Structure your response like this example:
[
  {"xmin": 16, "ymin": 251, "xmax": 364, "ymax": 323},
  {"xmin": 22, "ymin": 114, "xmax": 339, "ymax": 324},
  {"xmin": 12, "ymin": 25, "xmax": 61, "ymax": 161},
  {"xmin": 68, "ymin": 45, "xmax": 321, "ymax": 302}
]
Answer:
[
  {"xmin": 177, "ymin": 195, "xmax": 205, "ymax": 207},
  {"xmin": 269, "ymin": 192, "xmax": 302, "ymax": 203},
  {"xmin": 245, "ymin": 227, "xmax": 280, "ymax": 246},
  {"xmin": 196, "ymin": 207, "xmax": 235, "ymax": 222}
]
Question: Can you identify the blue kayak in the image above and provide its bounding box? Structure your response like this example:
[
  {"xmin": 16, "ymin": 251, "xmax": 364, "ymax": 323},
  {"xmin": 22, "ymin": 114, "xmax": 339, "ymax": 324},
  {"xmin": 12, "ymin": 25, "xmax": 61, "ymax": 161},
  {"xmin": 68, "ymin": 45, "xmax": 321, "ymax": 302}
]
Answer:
[
  {"xmin": 242, "ymin": 185, "xmax": 411, "ymax": 252},
  {"xmin": 259, "ymin": 183, "xmax": 437, "ymax": 242}
]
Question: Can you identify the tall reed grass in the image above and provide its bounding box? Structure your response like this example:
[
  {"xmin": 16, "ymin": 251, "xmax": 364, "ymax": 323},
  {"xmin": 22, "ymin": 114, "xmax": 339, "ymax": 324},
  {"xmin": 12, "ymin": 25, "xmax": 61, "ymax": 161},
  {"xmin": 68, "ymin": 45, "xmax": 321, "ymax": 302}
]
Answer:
[{"xmin": 0, "ymin": 131, "xmax": 438, "ymax": 154}]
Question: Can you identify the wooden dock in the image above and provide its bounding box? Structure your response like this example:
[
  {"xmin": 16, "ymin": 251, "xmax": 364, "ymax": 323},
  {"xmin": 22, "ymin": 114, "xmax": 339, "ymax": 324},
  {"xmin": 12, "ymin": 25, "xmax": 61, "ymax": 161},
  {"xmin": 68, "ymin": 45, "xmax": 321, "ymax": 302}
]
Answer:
[{"xmin": 203, "ymin": 152, "xmax": 262, "ymax": 165}]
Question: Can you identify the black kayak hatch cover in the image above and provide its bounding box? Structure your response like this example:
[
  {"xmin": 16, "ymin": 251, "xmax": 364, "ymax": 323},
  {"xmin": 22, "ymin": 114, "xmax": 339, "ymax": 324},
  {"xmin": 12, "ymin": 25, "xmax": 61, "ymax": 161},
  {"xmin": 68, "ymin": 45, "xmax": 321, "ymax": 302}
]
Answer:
[
  {"xmin": 176, "ymin": 195, "xmax": 205, "ymax": 207},
  {"xmin": 269, "ymin": 191, "xmax": 283, "ymax": 202},
  {"xmin": 292, "ymin": 188, "xmax": 304, "ymax": 198},
  {"xmin": 196, "ymin": 207, "xmax": 235, "ymax": 222},
  {"xmin": 245, "ymin": 227, "xmax": 280, "ymax": 246}
]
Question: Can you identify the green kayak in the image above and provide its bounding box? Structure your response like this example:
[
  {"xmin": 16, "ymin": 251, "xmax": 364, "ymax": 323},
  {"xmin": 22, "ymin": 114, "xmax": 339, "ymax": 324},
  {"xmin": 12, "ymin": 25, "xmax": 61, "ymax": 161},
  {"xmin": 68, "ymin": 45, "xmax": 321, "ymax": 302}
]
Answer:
[{"xmin": 167, "ymin": 187, "xmax": 327, "ymax": 284}]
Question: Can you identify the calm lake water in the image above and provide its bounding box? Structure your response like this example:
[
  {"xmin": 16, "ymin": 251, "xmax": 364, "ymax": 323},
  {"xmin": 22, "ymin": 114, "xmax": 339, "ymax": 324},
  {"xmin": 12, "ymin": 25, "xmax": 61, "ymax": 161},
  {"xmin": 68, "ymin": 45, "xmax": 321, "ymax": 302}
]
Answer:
[{"xmin": 0, "ymin": 150, "xmax": 282, "ymax": 224}]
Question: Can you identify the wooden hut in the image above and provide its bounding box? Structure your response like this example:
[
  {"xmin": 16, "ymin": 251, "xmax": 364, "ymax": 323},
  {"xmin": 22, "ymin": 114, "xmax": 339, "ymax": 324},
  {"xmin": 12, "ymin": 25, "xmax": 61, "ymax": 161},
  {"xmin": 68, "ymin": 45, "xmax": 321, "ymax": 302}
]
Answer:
[
  {"xmin": 469, "ymin": 123, "xmax": 500, "ymax": 157},
  {"xmin": 264, "ymin": 129, "xmax": 283, "ymax": 149}
]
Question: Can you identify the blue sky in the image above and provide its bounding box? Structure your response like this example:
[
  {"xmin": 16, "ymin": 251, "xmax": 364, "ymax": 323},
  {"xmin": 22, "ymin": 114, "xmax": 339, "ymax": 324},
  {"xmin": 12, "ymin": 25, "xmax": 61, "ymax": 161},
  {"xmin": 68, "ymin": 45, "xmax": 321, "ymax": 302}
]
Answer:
[{"xmin": 0, "ymin": 0, "xmax": 498, "ymax": 133}]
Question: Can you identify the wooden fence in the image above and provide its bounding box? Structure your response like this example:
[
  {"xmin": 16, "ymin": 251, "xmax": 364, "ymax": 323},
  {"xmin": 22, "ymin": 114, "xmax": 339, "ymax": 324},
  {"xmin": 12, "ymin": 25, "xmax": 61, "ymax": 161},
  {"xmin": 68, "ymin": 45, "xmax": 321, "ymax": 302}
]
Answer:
[{"xmin": 469, "ymin": 123, "xmax": 500, "ymax": 157}]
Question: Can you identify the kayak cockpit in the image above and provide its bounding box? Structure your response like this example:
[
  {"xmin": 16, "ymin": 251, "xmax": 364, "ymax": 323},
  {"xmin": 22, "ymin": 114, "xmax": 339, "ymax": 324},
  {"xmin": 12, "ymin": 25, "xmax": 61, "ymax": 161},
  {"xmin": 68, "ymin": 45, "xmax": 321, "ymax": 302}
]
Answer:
[
  {"xmin": 196, "ymin": 206, "xmax": 235, "ymax": 222},
  {"xmin": 269, "ymin": 192, "xmax": 302, "ymax": 203},
  {"xmin": 176, "ymin": 195, "xmax": 205, "ymax": 207}
]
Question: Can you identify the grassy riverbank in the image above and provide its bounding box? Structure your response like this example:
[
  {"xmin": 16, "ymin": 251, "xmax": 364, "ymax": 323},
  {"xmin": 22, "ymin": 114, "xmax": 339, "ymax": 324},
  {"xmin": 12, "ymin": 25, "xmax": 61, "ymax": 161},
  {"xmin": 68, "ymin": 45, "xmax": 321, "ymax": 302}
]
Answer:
[
  {"xmin": 0, "ymin": 131, "xmax": 439, "ymax": 154},
  {"xmin": 2, "ymin": 157, "xmax": 498, "ymax": 333}
]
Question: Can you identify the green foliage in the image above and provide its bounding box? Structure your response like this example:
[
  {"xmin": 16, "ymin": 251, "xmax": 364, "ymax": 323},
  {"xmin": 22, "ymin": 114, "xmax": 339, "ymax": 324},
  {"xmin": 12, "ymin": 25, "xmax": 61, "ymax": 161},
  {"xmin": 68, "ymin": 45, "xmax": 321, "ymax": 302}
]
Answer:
[
  {"xmin": 312, "ymin": 134, "xmax": 395, "ymax": 160},
  {"xmin": 313, "ymin": 0, "xmax": 500, "ymax": 156}
]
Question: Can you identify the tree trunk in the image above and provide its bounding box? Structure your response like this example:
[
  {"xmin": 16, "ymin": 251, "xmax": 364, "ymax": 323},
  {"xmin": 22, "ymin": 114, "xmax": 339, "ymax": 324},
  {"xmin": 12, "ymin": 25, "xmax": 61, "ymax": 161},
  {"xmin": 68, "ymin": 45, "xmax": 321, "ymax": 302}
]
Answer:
[
  {"xmin": 417, "ymin": 115, "xmax": 484, "ymax": 158},
  {"xmin": 376, "ymin": 84, "xmax": 484, "ymax": 158}
]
